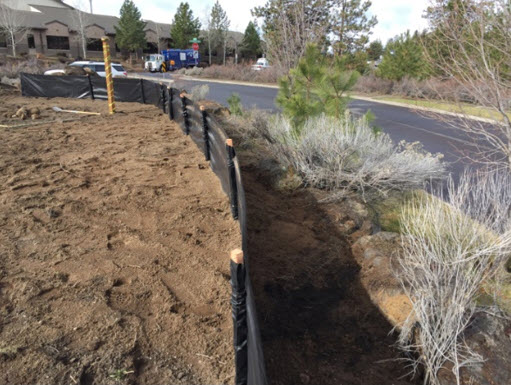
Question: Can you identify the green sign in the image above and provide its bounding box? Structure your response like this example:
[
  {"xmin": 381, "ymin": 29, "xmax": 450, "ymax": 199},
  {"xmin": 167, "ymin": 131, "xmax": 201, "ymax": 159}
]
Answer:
[{"xmin": 189, "ymin": 37, "xmax": 202, "ymax": 43}]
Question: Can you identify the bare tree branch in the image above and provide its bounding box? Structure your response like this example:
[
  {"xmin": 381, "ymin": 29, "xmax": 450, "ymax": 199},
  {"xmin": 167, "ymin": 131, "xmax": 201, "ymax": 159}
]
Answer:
[
  {"xmin": 0, "ymin": 2, "xmax": 28, "ymax": 57},
  {"xmin": 424, "ymin": 0, "xmax": 511, "ymax": 170}
]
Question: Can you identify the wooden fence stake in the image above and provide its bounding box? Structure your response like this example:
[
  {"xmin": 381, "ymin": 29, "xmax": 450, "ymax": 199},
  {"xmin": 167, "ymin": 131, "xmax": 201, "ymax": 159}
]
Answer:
[{"xmin": 230, "ymin": 248, "xmax": 248, "ymax": 385}]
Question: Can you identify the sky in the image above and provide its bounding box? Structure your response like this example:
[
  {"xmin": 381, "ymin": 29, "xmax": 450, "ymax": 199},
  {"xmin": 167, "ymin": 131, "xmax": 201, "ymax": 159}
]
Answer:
[{"xmin": 65, "ymin": 0, "xmax": 430, "ymax": 43}]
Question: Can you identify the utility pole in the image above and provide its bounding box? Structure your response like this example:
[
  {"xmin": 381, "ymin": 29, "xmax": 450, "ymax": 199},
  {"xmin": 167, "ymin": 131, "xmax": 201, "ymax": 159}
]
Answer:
[{"xmin": 89, "ymin": 0, "xmax": 93, "ymax": 14}]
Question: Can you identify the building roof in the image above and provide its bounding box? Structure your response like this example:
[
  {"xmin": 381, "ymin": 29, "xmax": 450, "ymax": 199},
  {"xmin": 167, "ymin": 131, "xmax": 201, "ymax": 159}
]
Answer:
[
  {"xmin": 143, "ymin": 20, "xmax": 172, "ymax": 39},
  {"xmin": 29, "ymin": 5, "xmax": 120, "ymax": 34}
]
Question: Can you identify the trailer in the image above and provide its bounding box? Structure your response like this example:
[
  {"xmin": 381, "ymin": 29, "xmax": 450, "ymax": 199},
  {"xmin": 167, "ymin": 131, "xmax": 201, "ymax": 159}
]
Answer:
[{"xmin": 144, "ymin": 49, "xmax": 200, "ymax": 73}]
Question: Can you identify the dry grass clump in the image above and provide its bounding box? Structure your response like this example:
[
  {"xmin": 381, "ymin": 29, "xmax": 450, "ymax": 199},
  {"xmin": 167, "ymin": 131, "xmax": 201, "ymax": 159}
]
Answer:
[{"xmin": 397, "ymin": 170, "xmax": 511, "ymax": 385}]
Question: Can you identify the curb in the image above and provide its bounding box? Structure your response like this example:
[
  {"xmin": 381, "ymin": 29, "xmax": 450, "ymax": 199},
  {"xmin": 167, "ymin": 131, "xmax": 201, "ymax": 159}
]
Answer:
[
  {"xmin": 180, "ymin": 75, "xmax": 279, "ymax": 89},
  {"xmin": 351, "ymin": 95, "xmax": 497, "ymax": 124},
  {"xmin": 128, "ymin": 73, "xmax": 174, "ymax": 86}
]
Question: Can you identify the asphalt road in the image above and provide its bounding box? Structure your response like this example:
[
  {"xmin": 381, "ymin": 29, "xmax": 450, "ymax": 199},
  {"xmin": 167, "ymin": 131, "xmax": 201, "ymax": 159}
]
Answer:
[{"xmin": 141, "ymin": 72, "xmax": 488, "ymax": 180}]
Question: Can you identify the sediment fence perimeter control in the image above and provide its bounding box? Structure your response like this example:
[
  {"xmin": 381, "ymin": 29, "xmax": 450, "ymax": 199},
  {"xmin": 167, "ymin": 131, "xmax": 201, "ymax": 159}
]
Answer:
[{"xmin": 19, "ymin": 73, "xmax": 268, "ymax": 385}]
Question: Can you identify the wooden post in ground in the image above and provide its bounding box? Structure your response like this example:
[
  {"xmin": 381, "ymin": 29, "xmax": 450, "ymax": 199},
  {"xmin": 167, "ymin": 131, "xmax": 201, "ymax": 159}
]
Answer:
[{"xmin": 101, "ymin": 36, "xmax": 115, "ymax": 114}]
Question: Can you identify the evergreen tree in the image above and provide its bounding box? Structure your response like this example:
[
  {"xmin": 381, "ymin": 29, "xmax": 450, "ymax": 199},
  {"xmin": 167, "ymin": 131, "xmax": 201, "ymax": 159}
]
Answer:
[
  {"xmin": 367, "ymin": 39, "xmax": 383, "ymax": 61},
  {"xmin": 171, "ymin": 2, "xmax": 201, "ymax": 49},
  {"xmin": 330, "ymin": 0, "xmax": 377, "ymax": 55},
  {"xmin": 277, "ymin": 44, "xmax": 359, "ymax": 129},
  {"xmin": 114, "ymin": 0, "xmax": 146, "ymax": 54},
  {"xmin": 209, "ymin": 1, "xmax": 230, "ymax": 65},
  {"xmin": 240, "ymin": 21, "xmax": 262, "ymax": 60},
  {"xmin": 377, "ymin": 31, "xmax": 429, "ymax": 81}
]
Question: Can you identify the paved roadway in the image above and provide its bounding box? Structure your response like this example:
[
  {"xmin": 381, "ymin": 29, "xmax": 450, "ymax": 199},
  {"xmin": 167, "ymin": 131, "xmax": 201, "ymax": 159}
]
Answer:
[{"xmin": 140, "ymin": 72, "xmax": 490, "ymax": 180}]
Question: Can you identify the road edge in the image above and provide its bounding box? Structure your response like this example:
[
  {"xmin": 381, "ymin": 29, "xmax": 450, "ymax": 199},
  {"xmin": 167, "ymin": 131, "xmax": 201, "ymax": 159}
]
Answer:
[{"xmin": 128, "ymin": 73, "xmax": 496, "ymax": 124}]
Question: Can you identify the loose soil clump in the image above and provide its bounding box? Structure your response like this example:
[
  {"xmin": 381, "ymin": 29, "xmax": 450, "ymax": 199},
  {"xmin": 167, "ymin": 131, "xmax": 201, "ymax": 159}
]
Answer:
[{"xmin": 0, "ymin": 91, "xmax": 239, "ymax": 384}]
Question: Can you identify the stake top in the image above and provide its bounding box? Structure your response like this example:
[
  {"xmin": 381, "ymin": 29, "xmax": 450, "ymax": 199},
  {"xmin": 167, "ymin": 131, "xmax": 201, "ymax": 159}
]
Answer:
[
  {"xmin": 230, "ymin": 249, "xmax": 244, "ymax": 264},
  {"xmin": 226, "ymin": 139, "xmax": 233, "ymax": 147}
]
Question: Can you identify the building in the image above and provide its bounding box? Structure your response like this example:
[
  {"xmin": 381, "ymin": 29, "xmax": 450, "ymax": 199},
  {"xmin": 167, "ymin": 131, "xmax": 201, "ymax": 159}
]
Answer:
[{"xmin": 0, "ymin": 0, "xmax": 172, "ymax": 58}]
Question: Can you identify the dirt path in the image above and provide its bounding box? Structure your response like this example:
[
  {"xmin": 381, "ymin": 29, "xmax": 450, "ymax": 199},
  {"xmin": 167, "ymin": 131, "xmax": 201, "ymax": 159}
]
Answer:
[{"xmin": 0, "ymin": 92, "xmax": 239, "ymax": 384}]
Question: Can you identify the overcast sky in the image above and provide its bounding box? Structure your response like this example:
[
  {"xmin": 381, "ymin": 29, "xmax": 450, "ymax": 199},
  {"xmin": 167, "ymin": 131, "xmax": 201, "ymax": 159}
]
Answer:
[{"xmin": 66, "ymin": 0, "xmax": 430, "ymax": 43}]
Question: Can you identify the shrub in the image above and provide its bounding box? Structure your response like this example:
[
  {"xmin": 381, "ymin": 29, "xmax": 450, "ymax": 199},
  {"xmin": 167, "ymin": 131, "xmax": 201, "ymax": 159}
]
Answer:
[
  {"xmin": 184, "ymin": 66, "xmax": 203, "ymax": 76},
  {"xmin": 397, "ymin": 170, "xmax": 511, "ymax": 385},
  {"xmin": 199, "ymin": 64, "xmax": 281, "ymax": 84},
  {"xmin": 353, "ymin": 74, "xmax": 394, "ymax": 95},
  {"xmin": 189, "ymin": 84, "xmax": 209, "ymax": 102},
  {"xmin": 227, "ymin": 93, "xmax": 243, "ymax": 116},
  {"xmin": 265, "ymin": 114, "xmax": 446, "ymax": 198}
]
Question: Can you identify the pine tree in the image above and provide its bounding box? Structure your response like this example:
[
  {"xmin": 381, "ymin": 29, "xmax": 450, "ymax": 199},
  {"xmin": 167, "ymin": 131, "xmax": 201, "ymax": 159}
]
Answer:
[
  {"xmin": 240, "ymin": 21, "xmax": 262, "ymax": 60},
  {"xmin": 209, "ymin": 1, "xmax": 230, "ymax": 65},
  {"xmin": 171, "ymin": 2, "xmax": 201, "ymax": 49},
  {"xmin": 330, "ymin": 0, "xmax": 377, "ymax": 56},
  {"xmin": 277, "ymin": 44, "xmax": 359, "ymax": 129},
  {"xmin": 114, "ymin": 0, "xmax": 146, "ymax": 55},
  {"xmin": 377, "ymin": 31, "xmax": 429, "ymax": 81},
  {"xmin": 367, "ymin": 39, "xmax": 383, "ymax": 61}
]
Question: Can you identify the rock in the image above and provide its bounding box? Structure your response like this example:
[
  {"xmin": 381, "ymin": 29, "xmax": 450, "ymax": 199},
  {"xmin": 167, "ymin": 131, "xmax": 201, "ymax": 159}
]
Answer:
[
  {"xmin": 344, "ymin": 199, "xmax": 370, "ymax": 227},
  {"xmin": 438, "ymin": 312, "xmax": 511, "ymax": 385},
  {"xmin": 199, "ymin": 100, "xmax": 230, "ymax": 118},
  {"xmin": 29, "ymin": 107, "xmax": 40, "ymax": 116},
  {"xmin": 1, "ymin": 76, "xmax": 20, "ymax": 89},
  {"xmin": 15, "ymin": 107, "xmax": 28, "ymax": 120},
  {"xmin": 351, "ymin": 231, "xmax": 413, "ymax": 328}
]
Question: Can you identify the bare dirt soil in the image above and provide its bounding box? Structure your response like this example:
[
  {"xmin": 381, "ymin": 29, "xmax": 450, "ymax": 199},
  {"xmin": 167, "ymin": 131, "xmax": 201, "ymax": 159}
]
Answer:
[
  {"xmin": 241, "ymin": 167, "xmax": 415, "ymax": 385},
  {"xmin": 0, "ymin": 88, "xmax": 240, "ymax": 385}
]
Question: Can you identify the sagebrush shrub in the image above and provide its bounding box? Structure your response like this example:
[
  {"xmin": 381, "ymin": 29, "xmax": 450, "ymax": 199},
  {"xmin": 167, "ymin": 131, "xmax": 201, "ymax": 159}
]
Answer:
[{"xmin": 266, "ymin": 114, "xmax": 445, "ymax": 198}]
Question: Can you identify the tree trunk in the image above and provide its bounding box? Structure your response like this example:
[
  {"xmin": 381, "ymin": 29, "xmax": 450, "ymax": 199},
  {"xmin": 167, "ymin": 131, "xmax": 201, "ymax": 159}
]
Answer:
[
  {"xmin": 208, "ymin": 39, "xmax": 211, "ymax": 65},
  {"xmin": 10, "ymin": 32, "xmax": 15, "ymax": 57},
  {"xmin": 223, "ymin": 39, "xmax": 226, "ymax": 65}
]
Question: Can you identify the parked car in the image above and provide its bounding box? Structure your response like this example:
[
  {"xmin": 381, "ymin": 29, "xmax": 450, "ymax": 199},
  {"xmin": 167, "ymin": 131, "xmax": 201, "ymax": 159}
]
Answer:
[
  {"xmin": 44, "ymin": 61, "xmax": 128, "ymax": 78},
  {"xmin": 251, "ymin": 58, "xmax": 270, "ymax": 71}
]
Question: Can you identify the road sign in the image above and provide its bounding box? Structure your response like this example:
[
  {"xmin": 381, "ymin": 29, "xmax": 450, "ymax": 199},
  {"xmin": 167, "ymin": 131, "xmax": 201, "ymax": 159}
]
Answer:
[
  {"xmin": 189, "ymin": 37, "xmax": 201, "ymax": 43},
  {"xmin": 192, "ymin": 42, "xmax": 199, "ymax": 51}
]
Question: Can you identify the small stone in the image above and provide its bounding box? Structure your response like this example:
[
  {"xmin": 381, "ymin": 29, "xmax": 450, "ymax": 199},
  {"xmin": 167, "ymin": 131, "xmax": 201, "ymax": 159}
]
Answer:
[{"xmin": 177, "ymin": 372, "xmax": 185, "ymax": 380}]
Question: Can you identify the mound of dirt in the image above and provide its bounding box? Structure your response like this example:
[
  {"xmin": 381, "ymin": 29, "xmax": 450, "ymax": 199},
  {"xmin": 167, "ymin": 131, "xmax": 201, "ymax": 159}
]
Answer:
[{"xmin": 0, "ymin": 95, "xmax": 239, "ymax": 384}]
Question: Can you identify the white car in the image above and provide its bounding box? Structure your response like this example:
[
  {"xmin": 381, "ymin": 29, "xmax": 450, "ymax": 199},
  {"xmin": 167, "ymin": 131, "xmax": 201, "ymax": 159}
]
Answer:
[
  {"xmin": 251, "ymin": 58, "xmax": 270, "ymax": 71},
  {"xmin": 44, "ymin": 61, "xmax": 128, "ymax": 78}
]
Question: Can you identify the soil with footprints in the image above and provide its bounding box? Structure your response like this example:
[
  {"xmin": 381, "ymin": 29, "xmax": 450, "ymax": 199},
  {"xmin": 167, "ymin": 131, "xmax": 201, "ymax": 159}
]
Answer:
[{"xmin": 0, "ymin": 90, "xmax": 240, "ymax": 384}]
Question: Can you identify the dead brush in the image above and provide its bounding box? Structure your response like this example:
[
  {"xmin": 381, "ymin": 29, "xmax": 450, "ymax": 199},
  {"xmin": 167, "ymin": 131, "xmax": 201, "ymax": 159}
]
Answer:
[{"xmin": 397, "ymin": 170, "xmax": 511, "ymax": 385}]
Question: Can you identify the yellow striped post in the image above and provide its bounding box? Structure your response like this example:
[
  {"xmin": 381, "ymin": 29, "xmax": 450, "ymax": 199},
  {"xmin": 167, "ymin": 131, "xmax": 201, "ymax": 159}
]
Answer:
[{"xmin": 101, "ymin": 36, "xmax": 115, "ymax": 114}]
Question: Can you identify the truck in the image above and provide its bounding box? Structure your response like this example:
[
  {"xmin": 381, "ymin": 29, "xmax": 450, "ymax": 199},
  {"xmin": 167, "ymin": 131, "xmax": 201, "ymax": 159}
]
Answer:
[{"xmin": 144, "ymin": 49, "xmax": 200, "ymax": 72}]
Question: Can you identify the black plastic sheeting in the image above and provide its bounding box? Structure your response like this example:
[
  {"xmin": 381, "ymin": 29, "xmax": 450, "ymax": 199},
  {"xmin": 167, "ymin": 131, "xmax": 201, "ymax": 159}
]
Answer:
[
  {"xmin": 20, "ymin": 73, "xmax": 163, "ymax": 108},
  {"xmin": 19, "ymin": 72, "xmax": 268, "ymax": 385}
]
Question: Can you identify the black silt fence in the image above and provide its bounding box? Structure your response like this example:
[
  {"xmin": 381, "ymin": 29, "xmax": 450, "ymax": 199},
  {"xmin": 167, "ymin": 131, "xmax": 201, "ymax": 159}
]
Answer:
[
  {"xmin": 20, "ymin": 73, "xmax": 164, "ymax": 108},
  {"xmin": 19, "ymin": 72, "xmax": 268, "ymax": 385}
]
